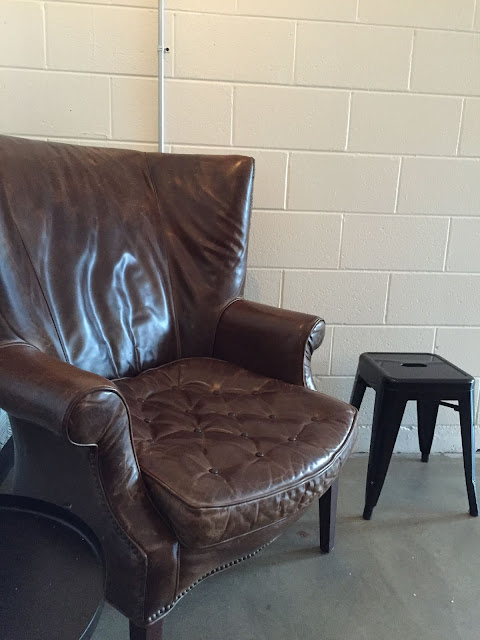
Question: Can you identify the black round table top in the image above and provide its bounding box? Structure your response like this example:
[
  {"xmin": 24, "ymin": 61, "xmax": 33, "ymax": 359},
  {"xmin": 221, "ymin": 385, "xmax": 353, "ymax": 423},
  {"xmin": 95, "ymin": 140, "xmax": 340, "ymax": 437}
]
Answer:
[{"xmin": 0, "ymin": 494, "xmax": 105, "ymax": 640}]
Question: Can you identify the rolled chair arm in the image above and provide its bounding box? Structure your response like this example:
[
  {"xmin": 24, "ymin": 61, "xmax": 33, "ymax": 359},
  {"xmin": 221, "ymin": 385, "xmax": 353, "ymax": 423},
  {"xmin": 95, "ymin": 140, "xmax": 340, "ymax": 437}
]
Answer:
[
  {"xmin": 0, "ymin": 341, "xmax": 124, "ymax": 445},
  {"xmin": 213, "ymin": 299, "xmax": 325, "ymax": 388},
  {"xmin": 0, "ymin": 341, "xmax": 180, "ymax": 621}
]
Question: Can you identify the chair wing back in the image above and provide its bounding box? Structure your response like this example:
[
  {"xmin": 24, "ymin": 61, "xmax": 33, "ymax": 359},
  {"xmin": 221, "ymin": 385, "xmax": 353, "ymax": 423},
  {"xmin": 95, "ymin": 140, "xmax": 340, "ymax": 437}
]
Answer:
[{"xmin": 0, "ymin": 136, "xmax": 254, "ymax": 378}]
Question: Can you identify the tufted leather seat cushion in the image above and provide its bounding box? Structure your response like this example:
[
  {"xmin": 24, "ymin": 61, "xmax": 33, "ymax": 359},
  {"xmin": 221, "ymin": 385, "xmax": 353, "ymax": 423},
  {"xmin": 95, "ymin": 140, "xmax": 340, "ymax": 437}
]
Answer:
[{"xmin": 115, "ymin": 358, "xmax": 356, "ymax": 550}]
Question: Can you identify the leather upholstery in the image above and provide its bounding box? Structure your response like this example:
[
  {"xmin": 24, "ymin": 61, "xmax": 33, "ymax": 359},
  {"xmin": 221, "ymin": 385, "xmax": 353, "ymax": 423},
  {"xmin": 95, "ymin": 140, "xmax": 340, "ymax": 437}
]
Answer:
[
  {"xmin": 214, "ymin": 298, "xmax": 325, "ymax": 388},
  {"xmin": 0, "ymin": 342, "xmax": 120, "ymax": 442},
  {"xmin": 0, "ymin": 136, "xmax": 252, "ymax": 378},
  {"xmin": 0, "ymin": 135, "xmax": 357, "ymax": 626},
  {"xmin": 116, "ymin": 357, "xmax": 356, "ymax": 549}
]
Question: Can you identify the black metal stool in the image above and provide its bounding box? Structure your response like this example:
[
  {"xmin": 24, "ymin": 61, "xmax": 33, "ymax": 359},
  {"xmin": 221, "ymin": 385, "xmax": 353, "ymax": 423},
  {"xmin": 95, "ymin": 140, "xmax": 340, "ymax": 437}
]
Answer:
[{"xmin": 350, "ymin": 352, "xmax": 478, "ymax": 520}]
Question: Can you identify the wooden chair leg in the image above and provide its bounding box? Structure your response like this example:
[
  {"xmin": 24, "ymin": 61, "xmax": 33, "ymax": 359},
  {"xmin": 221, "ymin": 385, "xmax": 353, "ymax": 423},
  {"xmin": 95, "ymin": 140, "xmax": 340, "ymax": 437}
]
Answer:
[
  {"xmin": 130, "ymin": 619, "xmax": 164, "ymax": 640},
  {"xmin": 319, "ymin": 477, "xmax": 339, "ymax": 553}
]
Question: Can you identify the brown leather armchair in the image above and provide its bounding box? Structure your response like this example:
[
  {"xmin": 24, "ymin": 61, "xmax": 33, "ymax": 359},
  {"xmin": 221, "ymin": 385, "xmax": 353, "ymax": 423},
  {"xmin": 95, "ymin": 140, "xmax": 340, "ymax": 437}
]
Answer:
[{"xmin": 0, "ymin": 136, "xmax": 357, "ymax": 640}]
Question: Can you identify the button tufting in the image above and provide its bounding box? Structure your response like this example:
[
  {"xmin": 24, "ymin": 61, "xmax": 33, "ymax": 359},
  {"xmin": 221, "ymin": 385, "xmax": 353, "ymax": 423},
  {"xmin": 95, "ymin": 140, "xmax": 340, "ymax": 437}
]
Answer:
[
  {"xmin": 113, "ymin": 357, "xmax": 357, "ymax": 551},
  {"xmin": 137, "ymin": 397, "xmax": 143, "ymax": 403},
  {"xmin": 171, "ymin": 385, "xmax": 178, "ymax": 391},
  {"xmin": 144, "ymin": 418, "xmax": 151, "ymax": 424},
  {"xmin": 213, "ymin": 390, "xmax": 220, "ymax": 395},
  {"xmin": 311, "ymin": 416, "xmax": 319, "ymax": 422}
]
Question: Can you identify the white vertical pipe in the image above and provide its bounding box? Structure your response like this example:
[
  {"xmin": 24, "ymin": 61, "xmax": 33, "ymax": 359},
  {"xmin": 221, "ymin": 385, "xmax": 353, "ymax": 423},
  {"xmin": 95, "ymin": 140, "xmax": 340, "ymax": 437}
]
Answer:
[{"xmin": 158, "ymin": 0, "xmax": 165, "ymax": 152}]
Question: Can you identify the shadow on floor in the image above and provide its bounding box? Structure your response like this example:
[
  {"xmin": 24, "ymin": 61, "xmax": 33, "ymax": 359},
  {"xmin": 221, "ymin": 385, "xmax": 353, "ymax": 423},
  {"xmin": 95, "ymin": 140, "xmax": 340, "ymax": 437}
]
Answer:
[
  {"xmin": 3, "ymin": 454, "xmax": 479, "ymax": 640},
  {"xmin": 89, "ymin": 454, "xmax": 480, "ymax": 640}
]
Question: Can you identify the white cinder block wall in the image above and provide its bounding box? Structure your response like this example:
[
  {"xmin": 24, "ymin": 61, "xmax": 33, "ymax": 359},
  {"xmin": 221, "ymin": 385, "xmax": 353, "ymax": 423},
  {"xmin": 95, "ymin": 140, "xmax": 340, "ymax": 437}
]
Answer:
[{"xmin": 1, "ymin": 0, "xmax": 480, "ymax": 452}]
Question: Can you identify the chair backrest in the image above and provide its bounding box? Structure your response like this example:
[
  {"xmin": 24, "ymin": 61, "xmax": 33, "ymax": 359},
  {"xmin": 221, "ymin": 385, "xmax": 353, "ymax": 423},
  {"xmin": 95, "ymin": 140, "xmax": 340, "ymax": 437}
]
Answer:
[{"xmin": 0, "ymin": 136, "xmax": 254, "ymax": 379}]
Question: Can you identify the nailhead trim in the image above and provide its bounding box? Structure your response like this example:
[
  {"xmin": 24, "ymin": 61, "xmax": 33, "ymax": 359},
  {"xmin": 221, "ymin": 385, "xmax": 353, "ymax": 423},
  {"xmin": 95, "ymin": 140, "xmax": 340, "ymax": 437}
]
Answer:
[{"xmin": 146, "ymin": 542, "xmax": 271, "ymax": 622}]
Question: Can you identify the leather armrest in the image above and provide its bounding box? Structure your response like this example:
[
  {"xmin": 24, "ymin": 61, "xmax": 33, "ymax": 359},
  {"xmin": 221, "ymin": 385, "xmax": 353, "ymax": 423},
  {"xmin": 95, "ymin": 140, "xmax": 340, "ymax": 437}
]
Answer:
[
  {"xmin": 0, "ymin": 341, "xmax": 125, "ymax": 445},
  {"xmin": 0, "ymin": 341, "xmax": 180, "ymax": 618},
  {"xmin": 213, "ymin": 299, "xmax": 325, "ymax": 388}
]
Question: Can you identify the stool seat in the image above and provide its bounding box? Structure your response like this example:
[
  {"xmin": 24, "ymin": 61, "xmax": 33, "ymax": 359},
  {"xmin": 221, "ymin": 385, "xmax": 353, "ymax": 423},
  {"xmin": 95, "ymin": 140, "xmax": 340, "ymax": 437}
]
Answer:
[
  {"xmin": 359, "ymin": 352, "xmax": 473, "ymax": 390},
  {"xmin": 350, "ymin": 352, "xmax": 478, "ymax": 520}
]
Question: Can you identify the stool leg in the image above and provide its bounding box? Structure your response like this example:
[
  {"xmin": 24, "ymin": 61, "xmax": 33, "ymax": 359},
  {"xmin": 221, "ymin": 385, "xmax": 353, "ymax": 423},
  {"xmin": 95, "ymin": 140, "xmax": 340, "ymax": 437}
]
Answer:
[
  {"xmin": 364, "ymin": 387, "xmax": 407, "ymax": 520},
  {"xmin": 319, "ymin": 477, "xmax": 339, "ymax": 553},
  {"xmin": 417, "ymin": 400, "xmax": 439, "ymax": 463},
  {"xmin": 350, "ymin": 374, "xmax": 367, "ymax": 409},
  {"xmin": 458, "ymin": 390, "xmax": 478, "ymax": 517}
]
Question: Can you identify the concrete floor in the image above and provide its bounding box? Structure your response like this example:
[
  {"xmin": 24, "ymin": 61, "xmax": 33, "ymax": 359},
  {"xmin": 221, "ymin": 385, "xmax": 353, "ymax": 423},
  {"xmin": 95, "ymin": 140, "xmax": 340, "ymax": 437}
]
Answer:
[{"xmin": 87, "ymin": 454, "xmax": 479, "ymax": 640}]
